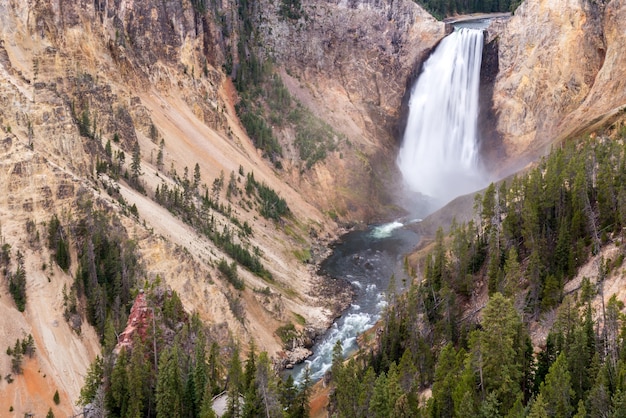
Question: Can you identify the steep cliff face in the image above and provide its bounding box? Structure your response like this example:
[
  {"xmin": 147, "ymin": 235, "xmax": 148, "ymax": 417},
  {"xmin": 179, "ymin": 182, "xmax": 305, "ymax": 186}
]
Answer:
[
  {"xmin": 558, "ymin": 0, "xmax": 626, "ymax": 138},
  {"xmin": 492, "ymin": 0, "xmax": 626, "ymax": 167},
  {"xmin": 493, "ymin": 0, "xmax": 605, "ymax": 160},
  {"xmin": 261, "ymin": 0, "xmax": 442, "ymax": 127},
  {"xmin": 257, "ymin": 0, "xmax": 444, "ymax": 218}
]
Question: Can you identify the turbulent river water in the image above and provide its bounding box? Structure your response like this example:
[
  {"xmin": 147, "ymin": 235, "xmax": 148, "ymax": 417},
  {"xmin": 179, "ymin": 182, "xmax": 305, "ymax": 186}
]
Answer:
[
  {"xmin": 293, "ymin": 23, "xmax": 491, "ymax": 384},
  {"xmin": 292, "ymin": 219, "xmax": 422, "ymax": 382}
]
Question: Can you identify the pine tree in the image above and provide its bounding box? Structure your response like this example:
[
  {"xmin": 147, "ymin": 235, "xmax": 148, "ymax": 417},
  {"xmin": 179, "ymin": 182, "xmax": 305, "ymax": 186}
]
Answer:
[
  {"xmin": 105, "ymin": 139, "xmax": 112, "ymax": 158},
  {"xmin": 539, "ymin": 352, "xmax": 574, "ymax": 418},
  {"xmin": 194, "ymin": 163, "xmax": 201, "ymax": 192},
  {"xmin": 79, "ymin": 356, "xmax": 104, "ymax": 406},
  {"xmin": 587, "ymin": 364, "xmax": 612, "ymax": 417},
  {"xmin": 294, "ymin": 366, "xmax": 312, "ymax": 418},
  {"xmin": 156, "ymin": 344, "xmax": 183, "ymax": 418},
  {"xmin": 281, "ymin": 374, "xmax": 298, "ymax": 416},
  {"xmin": 572, "ymin": 400, "xmax": 587, "ymax": 418},
  {"xmin": 611, "ymin": 389, "xmax": 626, "ymax": 417},
  {"xmin": 109, "ymin": 348, "xmax": 129, "ymax": 416},
  {"xmin": 432, "ymin": 344, "xmax": 463, "ymax": 417},
  {"xmin": 208, "ymin": 342, "xmax": 222, "ymax": 396},
  {"xmin": 127, "ymin": 336, "xmax": 149, "ymax": 418},
  {"xmin": 397, "ymin": 349, "xmax": 417, "ymax": 394},
  {"xmin": 527, "ymin": 393, "xmax": 549, "ymax": 418},
  {"xmin": 370, "ymin": 371, "xmax": 390, "ymax": 417},
  {"xmin": 331, "ymin": 340, "xmax": 343, "ymax": 379},
  {"xmin": 567, "ymin": 325, "xmax": 593, "ymax": 403},
  {"xmin": 157, "ymin": 139, "xmax": 165, "ymax": 171},
  {"xmin": 242, "ymin": 359, "xmax": 261, "ymax": 418},
  {"xmin": 470, "ymin": 293, "xmax": 523, "ymax": 411},
  {"xmin": 9, "ymin": 252, "xmax": 27, "ymax": 311},
  {"xmin": 331, "ymin": 359, "xmax": 362, "ymax": 417},
  {"xmin": 150, "ymin": 123, "xmax": 159, "ymax": 142},
  {"xmin": 243, "ymin": 340, "xmax": 257, "ymax": 391},
  {"xmin": 131, "ymin": 141, "xmax": 142, "ymax": 182},
  {"xmin": 193, "ymin": 335, "xmax": 209, "ymax": 412},
  {"xmin": 225, "ymin": 345, "xmax": 243, "ymax": 418},
  {"xmin": 479, "ymin": 392, "xmax": 501, "ymax": 418},
  {"xmin": 199, "ymin": 390, "xmax": 218, "ymax": 418},
  {"xmin": 55, "ymin": 232, "xmax": 70, "ymax": 272},
  {"xmin": 502, "ymin": 247, "xmax": 521, "ymax": 297},
  {"xmin": 452, "ymin": 365, "xmax": 479, "ymax": 417},
  {"xmin": 255, "ymin": 351, "xmax": 283, "ymax": 418}
]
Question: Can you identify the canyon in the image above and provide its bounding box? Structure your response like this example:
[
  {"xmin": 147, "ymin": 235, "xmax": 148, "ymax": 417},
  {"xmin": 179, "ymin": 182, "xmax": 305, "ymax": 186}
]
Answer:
[{"xmin": 0, "ymin": 0, "xmax": 625, "ymax": 415}]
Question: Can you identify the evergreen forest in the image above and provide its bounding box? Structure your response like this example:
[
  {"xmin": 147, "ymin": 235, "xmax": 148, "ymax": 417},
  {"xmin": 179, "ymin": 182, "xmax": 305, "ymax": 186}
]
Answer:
[
  {"xmin": 327, "ymin": 132, "xmax": 626, "ymax": 417},
  {"xmin": 78, "ymin": 294, "xmax": 313, "ymax": 418},
  {"xmin": 77, "ymin": 127, "xmax": 626, "ymax": 417},
  {"xmin": 415, "ymin": 0, "xmax": 524, "ymax": 19}
]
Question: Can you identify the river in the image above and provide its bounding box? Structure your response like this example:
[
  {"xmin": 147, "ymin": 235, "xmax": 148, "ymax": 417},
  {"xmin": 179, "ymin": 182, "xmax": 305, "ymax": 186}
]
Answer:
[{"xmin": 291, "ymin": 218, "xmax": 423, "ymax": 382}]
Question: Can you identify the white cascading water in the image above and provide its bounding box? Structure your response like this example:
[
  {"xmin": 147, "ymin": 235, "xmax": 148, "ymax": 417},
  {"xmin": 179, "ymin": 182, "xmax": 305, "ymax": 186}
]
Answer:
[{"xmin": 397, "ymin": 28, "xmax": 486, "ymax": 204}]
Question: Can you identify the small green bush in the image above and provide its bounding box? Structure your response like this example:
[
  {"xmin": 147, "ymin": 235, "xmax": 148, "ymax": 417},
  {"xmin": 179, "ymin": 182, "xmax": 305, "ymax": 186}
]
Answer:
[
  {"xmin": 218, "ymin": 258, "xmax": 244, "ymax": 290},
  {"xmin": 276, "ymin": 322, "xmax": 298, "ymax": 346}
]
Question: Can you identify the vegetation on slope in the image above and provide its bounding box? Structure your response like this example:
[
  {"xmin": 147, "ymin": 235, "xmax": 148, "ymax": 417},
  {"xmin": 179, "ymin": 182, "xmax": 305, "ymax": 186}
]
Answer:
[
  {"xmin": 56, "ymin": 189, "xmax": 309, "ymax": 416},
  {"xmin": 415, "ymin": 0, "xmax": 523, "ymax": 20},
  {"xmin": 47, "ymin": 195, "xmax": 142, "ymax": 340},
  {"xmin": 153, "ymin": 166, "xmax": 285, "ymax": 282},
  {"xmin": 78, "ymin": 286, "xmax": 313, "ymax": 417},
  {"xmin": 327, "ymin": 131, "xmax": 626, "ymax": 417},
  {"xmin": 232, "ymin": 0, "xmax": 342, "ymax": 171},
  {"xmin": 95, "ymin": 118, "xmax": 289, "ymax": 284}
]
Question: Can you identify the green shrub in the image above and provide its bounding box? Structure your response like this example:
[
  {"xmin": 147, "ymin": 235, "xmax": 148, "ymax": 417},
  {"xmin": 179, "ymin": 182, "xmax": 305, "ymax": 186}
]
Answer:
[
  {"xmin": 236, "ymin": 99, "xmax": 283, "ymax": 160},
  {"xmin": 279, "ymin": 0, "xmax": 303, "ymax": 20},
  {"xmin": 48, "ymin": 215, "xmax": 70, "ymax": 271},
  {"xmin": 294, "ymin": 110, "xmax": 338, "ymax": 169},
  {"xmin": 276, "ymin": 322, "xmax": 298, "ymax": 346},
  {"xmin": 218, "ymin": 258, "xmax": 244, "ymax": 290}
]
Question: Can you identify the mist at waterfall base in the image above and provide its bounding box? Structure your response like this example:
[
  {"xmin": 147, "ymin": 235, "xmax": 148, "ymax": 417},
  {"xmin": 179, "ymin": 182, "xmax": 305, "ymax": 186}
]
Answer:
[
  {"xmin": 290, "ymin": 221, "xmax": 421, "ymax": 383},
  {"xmin": 397, "ymin": 27, "xmax": 488, "ymax": 208}
]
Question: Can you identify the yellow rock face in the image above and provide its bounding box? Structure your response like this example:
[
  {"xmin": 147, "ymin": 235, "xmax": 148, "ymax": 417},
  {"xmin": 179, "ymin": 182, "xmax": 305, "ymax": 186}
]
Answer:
[{"xmin": 493, "ymin": 0, "xmax": 626, "ymax": 164}]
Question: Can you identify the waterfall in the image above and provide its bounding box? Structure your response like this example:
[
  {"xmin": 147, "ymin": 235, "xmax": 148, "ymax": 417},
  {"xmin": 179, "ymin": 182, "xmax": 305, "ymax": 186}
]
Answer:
[{"xmin": 397, "ymin": 28, "xmax": 486, "ymax": 204}]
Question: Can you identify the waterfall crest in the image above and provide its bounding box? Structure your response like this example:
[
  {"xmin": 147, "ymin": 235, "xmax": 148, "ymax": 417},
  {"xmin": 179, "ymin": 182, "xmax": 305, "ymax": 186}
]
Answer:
[{"xmin": 397, "ymin": 28, "xmax": 485, "ymax": 203}]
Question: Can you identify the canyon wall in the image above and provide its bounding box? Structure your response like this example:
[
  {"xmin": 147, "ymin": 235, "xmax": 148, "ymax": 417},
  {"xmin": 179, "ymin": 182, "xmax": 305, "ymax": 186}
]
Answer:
[
  {"xmin": 257, "ymin": 0, "xmax": 444, "ymax": 218},
  {"xmin": 492, "ymin": 0, "xmax": 626, "ymax": 168}
]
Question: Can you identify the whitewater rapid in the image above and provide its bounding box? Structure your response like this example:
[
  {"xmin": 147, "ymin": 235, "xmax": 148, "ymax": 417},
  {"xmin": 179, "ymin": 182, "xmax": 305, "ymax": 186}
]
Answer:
[{"xmin": 292, "ymin": 221, "xmax": 420, "ymax": 383}]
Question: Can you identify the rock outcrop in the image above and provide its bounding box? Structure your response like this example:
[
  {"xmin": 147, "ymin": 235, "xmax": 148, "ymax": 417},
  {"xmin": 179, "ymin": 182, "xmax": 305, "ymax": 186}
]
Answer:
[
  {"xmin": 491, "ymin": 0, "xmax": 626, "ymax": 168},
  {"xmin": 117, "ymin": 292, "xmax": 153, "ymax": 351}
]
